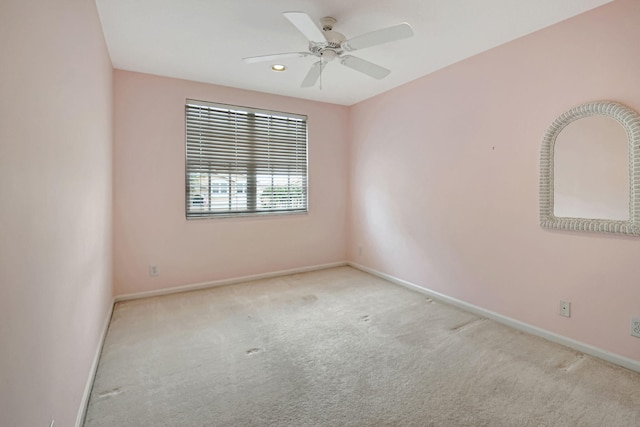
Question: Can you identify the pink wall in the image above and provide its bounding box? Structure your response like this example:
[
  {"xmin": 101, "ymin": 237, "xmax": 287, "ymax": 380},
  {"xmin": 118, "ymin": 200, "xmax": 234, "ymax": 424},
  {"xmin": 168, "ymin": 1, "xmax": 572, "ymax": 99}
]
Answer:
[
  {"xmin": 0, "ymin": 0, "xmax": 113, "ymax": 426},
  {"xmin": 113, "ymin": 71, "xmax": 348, "ymax": 295},
  {"xmin": 3, "ymin": 2, "xmax": 638, "ymax": 424},
  {"xmin": 348, "ymin": 0, "xmax": 640, "ymax": 362}
]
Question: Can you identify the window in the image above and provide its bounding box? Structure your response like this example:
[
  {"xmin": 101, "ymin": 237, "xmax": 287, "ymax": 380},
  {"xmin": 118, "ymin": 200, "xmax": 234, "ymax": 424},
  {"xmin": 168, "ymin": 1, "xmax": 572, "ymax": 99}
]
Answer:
[{"xmin": 185, "ymin": 99, "xmax": 308, "ymax": 218}]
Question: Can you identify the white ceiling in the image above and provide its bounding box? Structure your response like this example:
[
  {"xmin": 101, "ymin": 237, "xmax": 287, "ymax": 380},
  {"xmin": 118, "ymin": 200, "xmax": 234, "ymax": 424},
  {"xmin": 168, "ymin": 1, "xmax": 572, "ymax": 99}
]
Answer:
[{"xmin": 96, "ymin": 0, "xmax": 613, "ymax": 106}]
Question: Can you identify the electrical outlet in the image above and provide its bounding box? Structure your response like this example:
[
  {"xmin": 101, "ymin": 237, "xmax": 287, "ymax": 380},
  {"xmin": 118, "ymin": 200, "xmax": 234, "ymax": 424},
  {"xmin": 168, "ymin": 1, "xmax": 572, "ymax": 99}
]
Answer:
[
  {"xmin": 149, "ymin": 264, "xmax": 159, "ymax": 277},
  {"xmin": 631, "ymin": 318, "xmax": 640, "ymax": 338},
  {"xmin": 559, "ymin": 301, "xmax": 571, "ymax": 317}
]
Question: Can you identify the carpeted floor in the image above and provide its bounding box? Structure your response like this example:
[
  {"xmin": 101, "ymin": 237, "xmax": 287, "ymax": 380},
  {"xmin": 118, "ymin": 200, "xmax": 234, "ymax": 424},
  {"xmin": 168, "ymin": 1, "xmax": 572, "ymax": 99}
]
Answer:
[{"xmin": 84, "ymin": 266, "xmax": 640, "ymax": 426}]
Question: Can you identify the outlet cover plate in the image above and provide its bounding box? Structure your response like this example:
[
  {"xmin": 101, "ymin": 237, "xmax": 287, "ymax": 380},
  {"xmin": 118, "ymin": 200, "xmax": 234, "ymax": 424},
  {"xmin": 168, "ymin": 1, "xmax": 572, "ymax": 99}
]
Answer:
[
  {"xmin": 149, "ymin": 265, "xmax": 159, "ymax": 277},
  {"xmin": 631, "ymin": 318, "xmax": 640, "ymax": 338},
  {"xmin": 559, "ymin": 301, "xmax": 571, "ymax": 317}
]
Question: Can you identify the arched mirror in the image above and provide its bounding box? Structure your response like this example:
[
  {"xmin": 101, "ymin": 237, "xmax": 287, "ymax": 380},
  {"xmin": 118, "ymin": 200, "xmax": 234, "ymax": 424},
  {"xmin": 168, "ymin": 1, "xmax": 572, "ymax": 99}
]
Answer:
[{"xmin": 540, "ymin": 101, "xmax": 640, "ymax": 235}]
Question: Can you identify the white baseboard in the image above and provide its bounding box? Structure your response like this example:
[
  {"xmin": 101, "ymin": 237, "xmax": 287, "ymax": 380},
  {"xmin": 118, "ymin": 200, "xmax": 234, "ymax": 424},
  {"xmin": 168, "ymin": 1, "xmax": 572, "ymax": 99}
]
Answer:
[
  {"xmin": 75, "ymin": 299, "xmax": 115, "ymax": 427},
  {"xmin": 348, "ymin": 261, "xmax": 640, "ymax": 374},
  {"xmin": 79, "ymin": 259, "xmax": 639, "ymax": 427},
  {"xmin": 114, "ymin": 261, "xmax": 348, "ymax": 302}
]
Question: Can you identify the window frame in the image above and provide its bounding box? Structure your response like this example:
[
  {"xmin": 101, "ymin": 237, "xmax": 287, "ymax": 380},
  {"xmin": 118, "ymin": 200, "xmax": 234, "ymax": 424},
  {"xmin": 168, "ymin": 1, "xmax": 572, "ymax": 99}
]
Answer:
[{"xmin": 184, "ymin": 99, "xmax": 309, "ymax": 219}]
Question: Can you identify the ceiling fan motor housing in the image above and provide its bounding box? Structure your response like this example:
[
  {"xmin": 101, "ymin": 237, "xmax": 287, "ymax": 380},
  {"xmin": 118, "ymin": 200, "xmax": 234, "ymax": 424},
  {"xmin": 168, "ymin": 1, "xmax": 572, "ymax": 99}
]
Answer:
[{"xmin": 310, "ymin": 17, "xmax": 345, "ymax": 62}]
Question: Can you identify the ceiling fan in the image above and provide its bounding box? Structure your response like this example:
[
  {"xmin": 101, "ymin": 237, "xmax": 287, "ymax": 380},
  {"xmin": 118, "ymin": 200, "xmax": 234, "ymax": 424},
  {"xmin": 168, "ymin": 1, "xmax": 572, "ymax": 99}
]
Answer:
[{"xmin": 243, "ymin": 12, "xmax": 414, "ymax": 88}]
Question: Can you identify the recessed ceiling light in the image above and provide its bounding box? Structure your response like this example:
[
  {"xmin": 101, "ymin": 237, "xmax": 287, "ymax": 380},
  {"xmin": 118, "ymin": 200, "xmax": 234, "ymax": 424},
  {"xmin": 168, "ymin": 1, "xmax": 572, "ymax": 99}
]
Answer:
[{"xmin": 271, "ymin": 64, "xmax": 287, "ymax": 72}]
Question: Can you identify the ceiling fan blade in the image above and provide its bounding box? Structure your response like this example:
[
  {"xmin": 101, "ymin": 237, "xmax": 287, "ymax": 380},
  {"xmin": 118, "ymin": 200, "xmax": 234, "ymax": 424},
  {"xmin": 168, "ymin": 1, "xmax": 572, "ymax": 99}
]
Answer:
[
  {"xmin": 284, "ymin": 11, "xmax": 327, "ymax": 42},
  {"xmin": 301, "ymin": 61, "xmax": 326, "ymax": 87},
  {"xmin": 243, "ymin": 52, "xmax": 311, "ymax": 64},
  {"xmin": 342, "ymin": 23, "xmax": 414, "ymax": 52},
  {"xmin": 340, "ymin": 55, "xmax": 390, "ymax": 79}
]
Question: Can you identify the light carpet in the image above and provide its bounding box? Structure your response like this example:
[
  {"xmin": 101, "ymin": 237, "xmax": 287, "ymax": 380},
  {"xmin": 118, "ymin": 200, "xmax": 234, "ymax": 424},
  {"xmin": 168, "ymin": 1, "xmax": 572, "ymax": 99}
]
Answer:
[{"xmin": 84, "ymin": 266, "xmax": 640, "ymax": 426}]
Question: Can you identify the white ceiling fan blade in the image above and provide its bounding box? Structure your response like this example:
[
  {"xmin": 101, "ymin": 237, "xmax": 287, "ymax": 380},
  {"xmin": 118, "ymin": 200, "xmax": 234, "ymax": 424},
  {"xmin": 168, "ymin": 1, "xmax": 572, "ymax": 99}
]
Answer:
[
  {"xmin": 340, "ymin": 55, "xmax": 390, "ymax": 80},
  {"xmin": 243, "ymin": 52, "xmax": 311, "ymax": 64},
  {"xmin": 301, "ymin": 61, "xmax": 326, "ymax": 88},
  {"xmin": 342, "ymin": 23, "xmax": 413, "ymax": 52},
  {"xmin": 283, "ymin": 12, "xmax": 327, "ymax": 42}
]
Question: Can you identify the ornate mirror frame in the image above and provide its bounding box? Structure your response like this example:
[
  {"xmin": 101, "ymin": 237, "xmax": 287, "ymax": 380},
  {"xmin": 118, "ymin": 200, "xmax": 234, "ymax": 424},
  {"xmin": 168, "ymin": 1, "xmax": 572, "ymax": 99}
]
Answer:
[{"xmin": 540, "ymin": 101, "xmax": 640, "ymax": 236}]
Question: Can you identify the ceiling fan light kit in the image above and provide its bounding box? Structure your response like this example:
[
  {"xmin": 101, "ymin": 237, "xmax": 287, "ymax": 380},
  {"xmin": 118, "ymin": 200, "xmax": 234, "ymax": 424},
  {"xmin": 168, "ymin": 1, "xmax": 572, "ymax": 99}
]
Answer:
[{"xmin": 243, "ymin": 11, "xmax": 414, "ymax": 88}]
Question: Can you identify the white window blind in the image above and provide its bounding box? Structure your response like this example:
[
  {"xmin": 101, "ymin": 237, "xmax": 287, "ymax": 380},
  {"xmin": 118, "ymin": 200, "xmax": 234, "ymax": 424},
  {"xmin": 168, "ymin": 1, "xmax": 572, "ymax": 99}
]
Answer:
[{"xmin": 185, "ymin": 99, "xmax": 308, "ymax": 218}]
